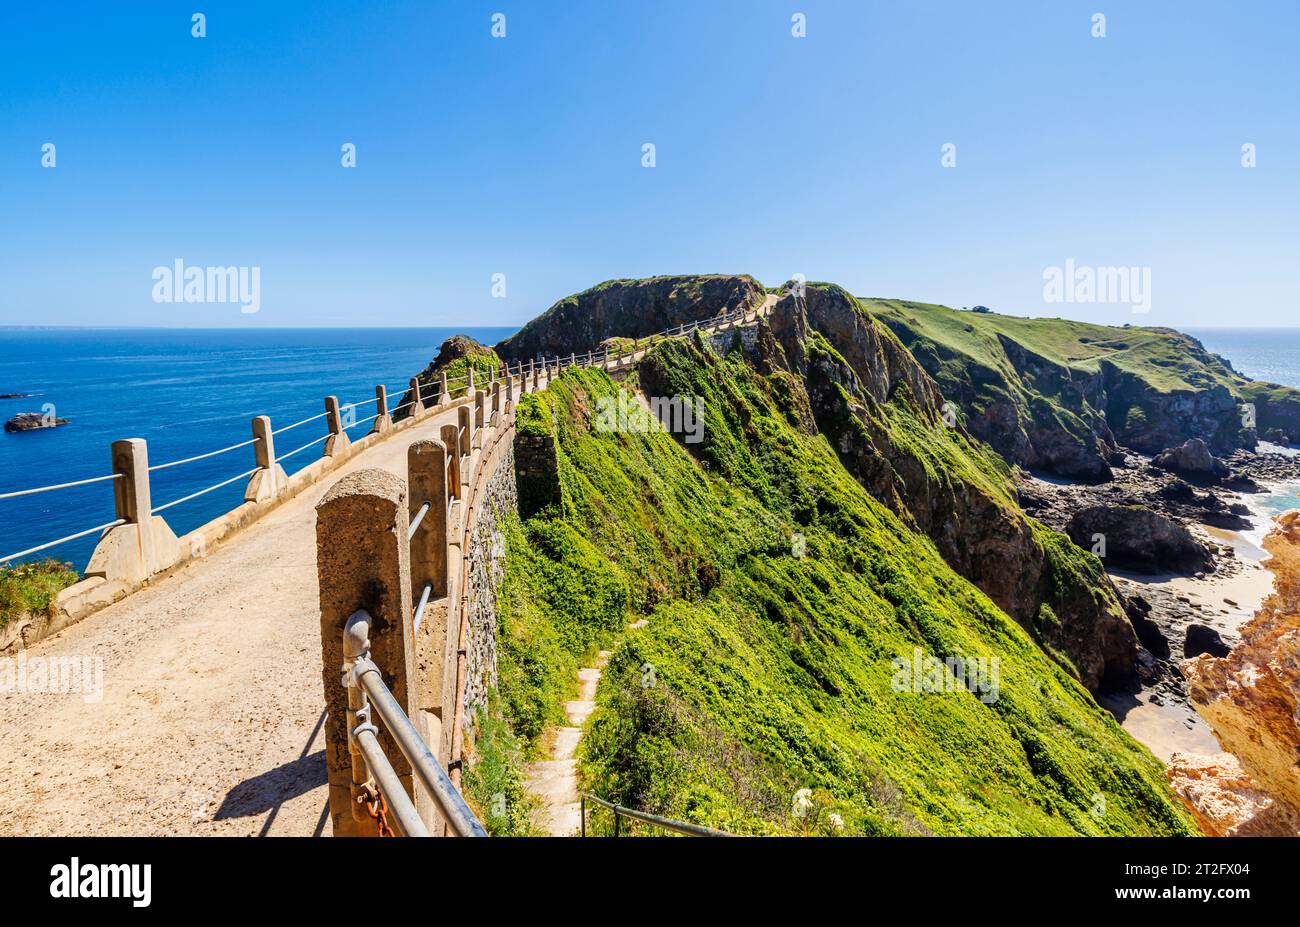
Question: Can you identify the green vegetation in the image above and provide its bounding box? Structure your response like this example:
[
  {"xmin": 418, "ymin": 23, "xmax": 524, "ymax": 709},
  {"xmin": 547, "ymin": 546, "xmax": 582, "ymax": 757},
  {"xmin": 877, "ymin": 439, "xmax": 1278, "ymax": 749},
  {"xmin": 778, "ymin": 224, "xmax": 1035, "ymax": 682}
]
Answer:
[
  {"xmin": 438, "ymin": 347, "xmax": 501, "ymax": 400},
  {"xmin": 495, "ymin": 344, "xmax": 1197, "ymax": 836},
  {"xmin": 0, "ymin": 559, "xmax": 78, "ymax": 628},
  {"xmin": 870, "ymin": 299, "xmax": 1243, "ymax": 395},
  {"xmin": 461, "ymin": 694, "xmax": 542, "ymax": 836}
]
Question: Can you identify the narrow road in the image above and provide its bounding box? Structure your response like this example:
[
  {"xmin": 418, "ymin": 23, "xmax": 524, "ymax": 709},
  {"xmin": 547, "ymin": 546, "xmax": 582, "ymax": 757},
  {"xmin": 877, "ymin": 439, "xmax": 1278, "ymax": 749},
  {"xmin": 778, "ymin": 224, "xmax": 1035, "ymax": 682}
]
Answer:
[
  {"xmin": 0, "ymin": 401, "xmax": 474, "ymax": 836},
  {"xmin": 0, "ymin": 302, "xmax": 772, "ymax": 837}
]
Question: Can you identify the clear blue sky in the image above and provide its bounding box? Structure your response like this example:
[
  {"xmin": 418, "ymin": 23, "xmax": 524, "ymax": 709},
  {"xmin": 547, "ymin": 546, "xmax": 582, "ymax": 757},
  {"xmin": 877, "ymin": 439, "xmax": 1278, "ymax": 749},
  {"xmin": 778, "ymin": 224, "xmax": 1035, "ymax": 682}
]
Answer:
[{"xmin": 1, "ymin": 0, "xmax": 1296, "ymax": 329}]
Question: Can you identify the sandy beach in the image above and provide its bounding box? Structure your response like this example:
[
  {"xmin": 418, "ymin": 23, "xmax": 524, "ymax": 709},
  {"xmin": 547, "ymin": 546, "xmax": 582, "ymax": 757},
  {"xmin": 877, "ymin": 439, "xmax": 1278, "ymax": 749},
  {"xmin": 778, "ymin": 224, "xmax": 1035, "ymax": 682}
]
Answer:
[{"xmin": 1101, "ymin": 485, "xmax": 1297, "ymax": 762}]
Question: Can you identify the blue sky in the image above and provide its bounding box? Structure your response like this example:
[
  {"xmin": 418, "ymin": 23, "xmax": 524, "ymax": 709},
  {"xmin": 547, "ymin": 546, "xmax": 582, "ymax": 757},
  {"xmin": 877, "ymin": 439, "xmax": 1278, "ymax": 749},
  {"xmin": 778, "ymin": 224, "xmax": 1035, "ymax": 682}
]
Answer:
[{"xmin": 1, "ymin": 0, "xmax": 1296, "ymax": 329}]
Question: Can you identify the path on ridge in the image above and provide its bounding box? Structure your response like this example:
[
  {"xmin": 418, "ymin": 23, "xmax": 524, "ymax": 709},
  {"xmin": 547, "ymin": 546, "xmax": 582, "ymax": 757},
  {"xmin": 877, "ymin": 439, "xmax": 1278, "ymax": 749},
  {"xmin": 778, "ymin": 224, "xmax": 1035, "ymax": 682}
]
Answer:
[
  {"xmin": 0, "ymin": 399, "xmax": 482, "ymax": 836},
  {"xmin": 0, "ymin": 299, "xmax": 775, "ymax": 837}
]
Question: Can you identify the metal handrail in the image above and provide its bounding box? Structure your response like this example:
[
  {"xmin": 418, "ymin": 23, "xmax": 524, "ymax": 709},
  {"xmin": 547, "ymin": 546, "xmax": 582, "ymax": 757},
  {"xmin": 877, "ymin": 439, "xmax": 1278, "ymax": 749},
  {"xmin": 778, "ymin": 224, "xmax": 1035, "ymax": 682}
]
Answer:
[
  {"xmin": 412, "ymin": 581, "xmax": 433, "ymax": 634},
  {"xmin": 271, "ymin": 409, "xmax": 330, "ymax": 436},
  {"xmin": 408, "ymin": 501, "xmax": 430, "ymax": 539},
  {"xmin": 580, "ymin": 793, "xmax": 732, "ymax": 837},
  {"xmin": 148, "ymin": 437, "xmax": 259, "ymax": 472},
  {"xmin": 344, "ymin": 611, "xmax": 487, "ymax": 838},
  {"xmin": 150, "ymin": 465, "xmax": 260, "ymax": 514}
]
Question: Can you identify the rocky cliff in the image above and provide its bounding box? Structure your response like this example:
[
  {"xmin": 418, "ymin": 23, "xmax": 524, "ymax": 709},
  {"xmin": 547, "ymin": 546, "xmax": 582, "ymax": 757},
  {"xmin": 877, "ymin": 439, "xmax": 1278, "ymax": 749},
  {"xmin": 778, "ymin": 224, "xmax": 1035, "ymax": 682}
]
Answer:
[
  {"xmin": 1167, "ymin": 510, "xmax": 1300, "ymax": 836},
  {"xmin": 684, "ymin": 283, "xmax": 1138, "ymax": 689},
  {"xmin": 394, "ymin": 335, "xmax": 500, "ymax": 421},
  {"xmin": 875, "ymin": 300, "xmax": 1300, "ymax": 481},
  {"xmin": 495, "ymin": 274, "xmax": 766, "ymax": 364}
]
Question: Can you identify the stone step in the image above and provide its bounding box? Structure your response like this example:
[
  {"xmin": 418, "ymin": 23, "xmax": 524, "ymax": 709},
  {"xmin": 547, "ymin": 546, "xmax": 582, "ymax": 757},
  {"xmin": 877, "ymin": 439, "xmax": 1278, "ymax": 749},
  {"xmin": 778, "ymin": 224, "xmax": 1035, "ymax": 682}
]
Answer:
[
  {"xmin": 565, "ymin": 699, "xmax": 596, "ymax": 726},
  {"xmin": 577, "ymin": 667, "xmax": 601, "ymax": 699},
  {"xmin": 552, "ymin": 726, "xmax": 582, "ymax": 760}
]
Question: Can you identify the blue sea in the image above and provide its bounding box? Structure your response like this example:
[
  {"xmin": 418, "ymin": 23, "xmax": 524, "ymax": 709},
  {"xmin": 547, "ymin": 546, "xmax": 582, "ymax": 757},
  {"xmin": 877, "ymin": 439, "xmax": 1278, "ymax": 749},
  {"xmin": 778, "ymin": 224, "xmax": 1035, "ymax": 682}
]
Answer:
[{"xmin": 0, "ymin": 327, "xmax": 515, "ymax": 569}]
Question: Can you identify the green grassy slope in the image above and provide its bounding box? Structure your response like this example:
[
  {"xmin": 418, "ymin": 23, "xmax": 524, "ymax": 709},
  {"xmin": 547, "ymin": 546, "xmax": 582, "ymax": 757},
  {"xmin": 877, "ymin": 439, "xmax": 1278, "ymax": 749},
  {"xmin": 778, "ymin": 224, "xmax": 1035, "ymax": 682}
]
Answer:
[
  {"xmin": 494, "ymin": 345, "xmax": 1196, "ymax": 836},
  {"xmin": 870, "ymin": 298, "xmax": 1300, "ymax": 465},
  {"xmin": 870, "ymin": 299, "xmax": 1241, "ymax": 394}
]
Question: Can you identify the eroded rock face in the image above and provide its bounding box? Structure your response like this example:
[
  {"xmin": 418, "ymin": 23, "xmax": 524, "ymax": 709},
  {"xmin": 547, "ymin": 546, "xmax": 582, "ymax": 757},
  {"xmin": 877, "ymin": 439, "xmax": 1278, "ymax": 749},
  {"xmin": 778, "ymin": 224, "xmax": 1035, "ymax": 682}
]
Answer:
[
  {"xmin": 495, "ymin": 275, "xmax": 766, "ymax": 364},
  {"xmin": 1169, "ymin": 509, "xmax": 1300, "ymax": 836},
  {"xmin": 764, "ymin": 284, "xmax": 1137, "ymax": 689},
  {"xmin": 1166, "ymin": 752, "xmax": 1298, "ymax": 837},
  {"xmin": 1066, "ymin": 504, "xmax": 1213, "ymax": 575}
]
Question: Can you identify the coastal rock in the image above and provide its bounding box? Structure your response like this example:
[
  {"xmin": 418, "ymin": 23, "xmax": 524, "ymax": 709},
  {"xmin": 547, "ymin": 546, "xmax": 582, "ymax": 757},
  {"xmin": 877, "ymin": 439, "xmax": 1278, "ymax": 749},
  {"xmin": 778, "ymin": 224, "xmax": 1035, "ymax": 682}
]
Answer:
[
  {"xmin": 1183, "ymin": 623, "xmax": 1230, "ymax": 659},
  {"xmin": 1166, "ymin": 752, "xmax": 1298, "ymax": 837},
  {"xmin": 1174, "ymin": 509, "xmax": 1300, "ymax": 836},
  {"xmin": 4, "ymin": 412, "xmax": 68, "ymax": 432},
  {"xmin": 394, "ymin": 336, "xmax": 499, "ymax": 420},
  {"xmin": 1124, "ymin": 593, "xmax": 1170, "ymax": 659},
  {"xmin": 1152, "ymin": 438, "xmax": 1229, "ymax": 482},
  {"xmin": 1066, "ymin": 504, "xmax": 1214, "ymax": 575},
  {"xmin": 752, "ymin": 283, "xmax": 1138, "ymax": 689},
  {"xmin": 495, "ymin": 274, "xmax": 766, "ymax": 364}
]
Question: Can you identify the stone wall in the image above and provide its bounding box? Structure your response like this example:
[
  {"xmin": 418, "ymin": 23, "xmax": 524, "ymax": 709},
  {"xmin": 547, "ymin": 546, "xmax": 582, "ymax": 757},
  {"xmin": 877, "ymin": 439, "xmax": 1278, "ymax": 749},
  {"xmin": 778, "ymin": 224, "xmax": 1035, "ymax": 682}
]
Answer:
[
  {"xmin": 514, "ymin": 432, "xmax": 561, "ymax": 517},
  {"xmin": 704, "ymin": 324, "xmax": 760, "ymax": 356},
  {"xmin": 460, "ymin": 444, "xmax": 517, "ymax": 733}
]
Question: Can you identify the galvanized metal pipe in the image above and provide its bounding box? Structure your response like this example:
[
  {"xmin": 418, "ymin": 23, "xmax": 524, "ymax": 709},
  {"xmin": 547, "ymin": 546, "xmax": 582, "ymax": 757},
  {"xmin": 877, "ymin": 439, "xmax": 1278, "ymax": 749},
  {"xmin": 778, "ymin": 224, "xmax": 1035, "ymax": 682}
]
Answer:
[
  {"xmin": 412, "ymin": 581, "xmax": 432, "ymax": 634},
  {"xmin": 353, "ymin": 726, "xmax": 430, "ymax": 837},
  {"xmin": 408, "ymin": 500, "xmax": 431, "ymax": 539},
  {"xmin": 582, "ymin": 793, "xmax": 732, "ymax": 837},
  {"xmin": 354, "ymin": 656, "xmax": 488, "ymax": 838}
]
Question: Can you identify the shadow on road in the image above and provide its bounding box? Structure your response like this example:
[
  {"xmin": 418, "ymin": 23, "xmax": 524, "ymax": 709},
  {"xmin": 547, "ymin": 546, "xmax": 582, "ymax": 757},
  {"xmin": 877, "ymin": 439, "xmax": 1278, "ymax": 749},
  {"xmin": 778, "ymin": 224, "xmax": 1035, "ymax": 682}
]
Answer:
[{"xmin": 215, "ymin": 708, "xmax": 327, "ymax": 836}]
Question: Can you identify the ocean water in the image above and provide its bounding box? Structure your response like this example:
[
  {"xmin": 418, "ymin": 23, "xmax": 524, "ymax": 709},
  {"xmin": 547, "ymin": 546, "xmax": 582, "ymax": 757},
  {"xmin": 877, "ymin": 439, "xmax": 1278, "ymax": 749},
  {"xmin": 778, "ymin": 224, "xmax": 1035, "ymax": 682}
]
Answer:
[
  {"xmin": 0, "ymin": 327, "xmax": 515, "ymax": 570},
  {"xmin": 1187, "ymin": 328, "xmax": 1300, "ymax": 541},
  {"xmin": 1186, "ymin": 328, "xmax": 1300, "ymax": 390}
]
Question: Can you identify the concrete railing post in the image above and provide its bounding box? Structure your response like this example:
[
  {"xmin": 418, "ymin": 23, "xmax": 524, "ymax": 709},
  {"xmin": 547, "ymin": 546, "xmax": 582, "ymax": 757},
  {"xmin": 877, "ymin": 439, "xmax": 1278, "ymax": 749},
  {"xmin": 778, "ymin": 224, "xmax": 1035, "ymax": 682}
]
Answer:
[
  {"xmin": 373, "ymin": 385, "xmax": 392, "ymax": 434},
  {"xmin": 490, "ymin": 381, "xmax": 501, "ymax": 418},
  {"xmin": 244, "ymin": 415, "xmax": 287, "ymax": 502},
  {"xmin": 408, "ymin": 440, "xmax": 454, "ymax": 791},
  {"xmin": 439, "ymin": 371, "xmax": 450, "ymax": 407},
  {"xmin": 468, "ymin": 367, "xmax": 476, "ymax": 393},
  {"xmin": 505, "ymin": 372, "xmax": 515, "ymax": 409},
  {"xmin": 325, "ymin": 395, "xmax": 352, "ymax": 457},
  {"xmin": 315, "ymin": 469, "xmax": 418, "ymax": 837},
  {"xmin": 473, "ymin": 390, "xmax": 485, "ymax": 450},
  {"xmin": 409, "ymin": 378, "xmax": 425, "ymax": 417},
  {"xmin": 110, "ymin": 437, "xmax": 155, "ymax": 572},
  {"xmin": 440, "ymin": 424, "xmax": 463, "ymax": 503},
  {"xmin": 531, "ymin": 362, "xmax": 539, "ymax": 392}
]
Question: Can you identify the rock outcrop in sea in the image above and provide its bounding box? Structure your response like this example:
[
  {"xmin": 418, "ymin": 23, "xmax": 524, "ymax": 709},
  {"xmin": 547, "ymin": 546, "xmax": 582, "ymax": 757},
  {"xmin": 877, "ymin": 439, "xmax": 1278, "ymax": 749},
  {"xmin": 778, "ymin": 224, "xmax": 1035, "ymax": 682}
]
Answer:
[{"xmin": 4, "ymin": 412, "xmax": 68, "ymax": 432}]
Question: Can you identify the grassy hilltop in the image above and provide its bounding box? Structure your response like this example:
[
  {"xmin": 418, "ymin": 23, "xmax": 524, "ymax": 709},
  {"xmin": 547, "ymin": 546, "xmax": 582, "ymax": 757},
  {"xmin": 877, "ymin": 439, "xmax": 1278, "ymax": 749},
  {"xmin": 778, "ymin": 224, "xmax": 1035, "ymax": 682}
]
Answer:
[{"xmin": 873, "ymin": 299, "xmax": 1300, "ymax": 479}]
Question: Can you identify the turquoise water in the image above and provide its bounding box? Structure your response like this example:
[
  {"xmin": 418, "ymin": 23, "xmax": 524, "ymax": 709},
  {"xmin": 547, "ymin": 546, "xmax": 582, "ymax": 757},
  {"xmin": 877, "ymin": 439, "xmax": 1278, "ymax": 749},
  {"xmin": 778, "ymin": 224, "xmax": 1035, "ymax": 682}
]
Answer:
[
  {"xmin": 0, "ymin": 327, "xmax": 514, "ymax": 568},
  {"xmin": 1188, "ymin": 329, "xmax": 1300, "ymax": 538}
]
